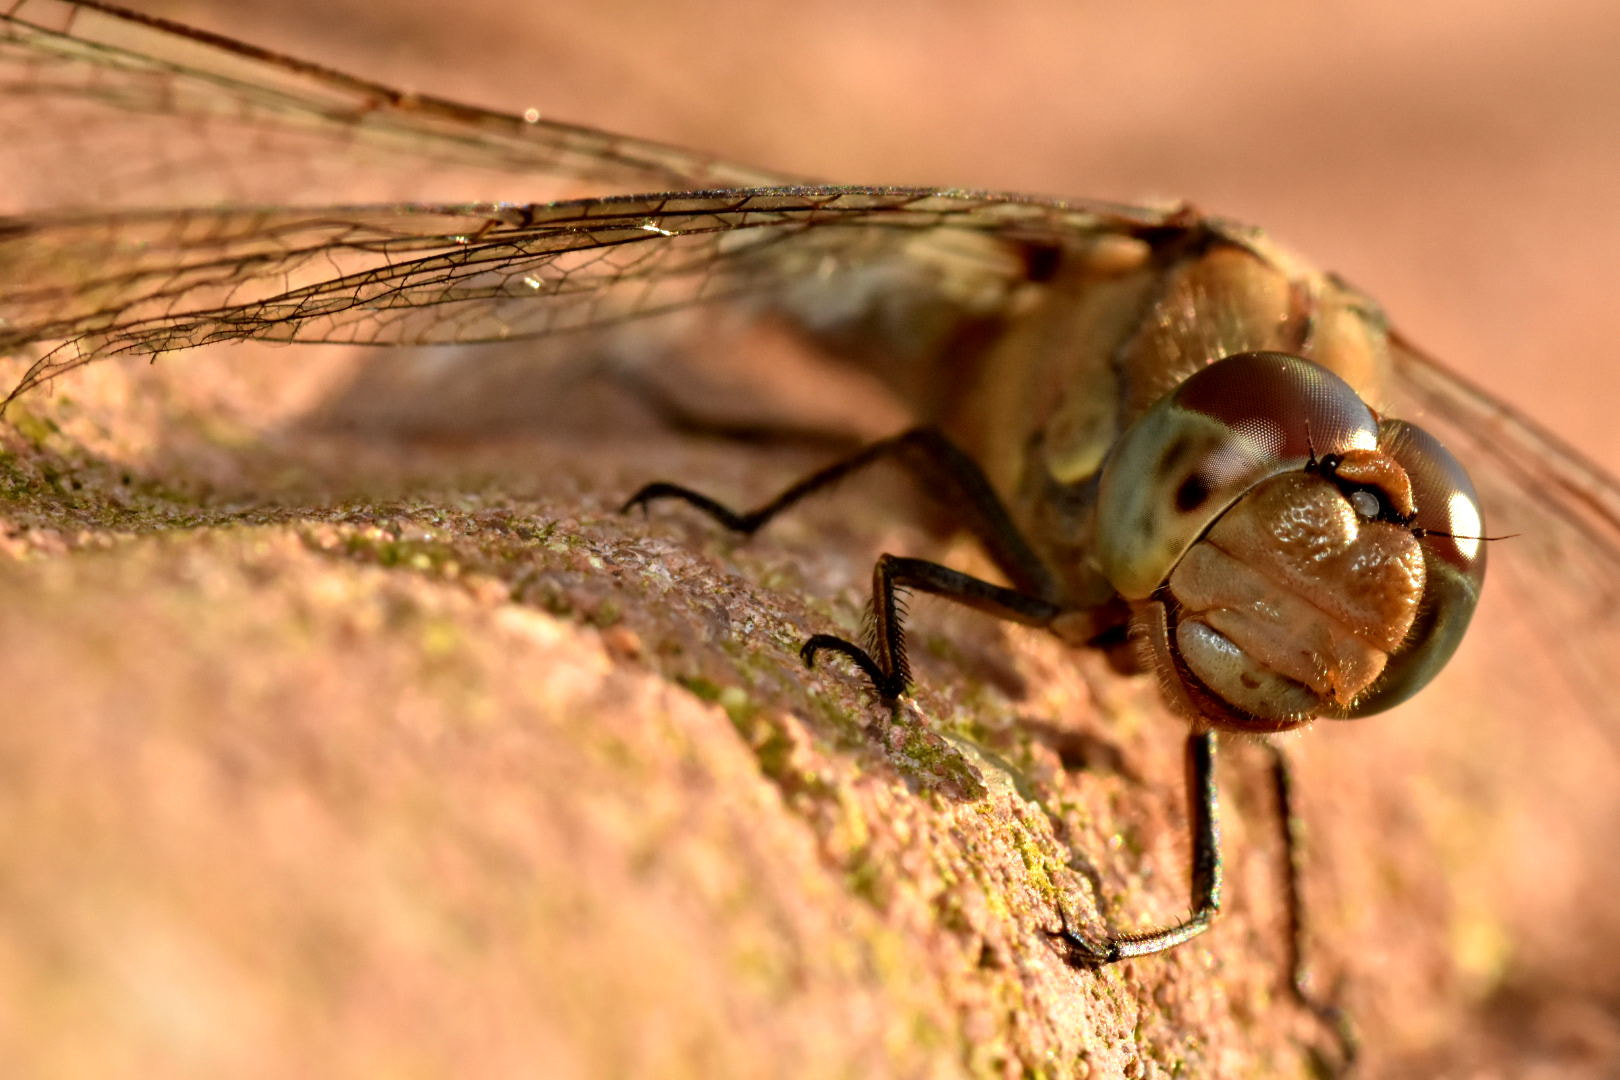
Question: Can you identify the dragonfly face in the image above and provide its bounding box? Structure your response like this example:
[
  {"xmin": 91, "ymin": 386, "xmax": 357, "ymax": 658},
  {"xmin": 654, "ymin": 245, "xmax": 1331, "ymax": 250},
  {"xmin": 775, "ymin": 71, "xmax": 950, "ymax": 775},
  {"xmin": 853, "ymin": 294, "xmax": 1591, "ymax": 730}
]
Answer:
[
  {"xmin": 930, "ymin": 226, "xmax": 1492, "ymax": 734},
  {"xmin": 1094, "ymin": 351, "xmax": 1484, "ymax": 731},
  {"xmin": 1, "ymin": 2, "xmax": 1617, "ymax": 1075}
]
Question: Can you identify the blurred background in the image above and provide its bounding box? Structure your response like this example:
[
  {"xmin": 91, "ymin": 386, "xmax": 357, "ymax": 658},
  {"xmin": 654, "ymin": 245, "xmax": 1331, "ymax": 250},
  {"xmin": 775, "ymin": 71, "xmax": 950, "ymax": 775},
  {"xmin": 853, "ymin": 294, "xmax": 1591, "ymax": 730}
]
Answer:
[{"xmin": 138, "ymin": 0, "xmax": 1620, "ymax": 465}]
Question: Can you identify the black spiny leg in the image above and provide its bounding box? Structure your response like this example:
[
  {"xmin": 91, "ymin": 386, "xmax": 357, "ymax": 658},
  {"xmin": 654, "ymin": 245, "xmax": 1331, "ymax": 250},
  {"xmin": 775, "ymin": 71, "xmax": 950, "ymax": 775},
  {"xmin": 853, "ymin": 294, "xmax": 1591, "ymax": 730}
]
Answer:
[
  {"xmin": 630, "ymin": 422, "xmax": 1349, "ymax": 1064},
  {"xmin": 623, "ymin": 427, "xmax": 1061, "ymax": 598},
  {"xmin": 631, "ymin": 427, "xmax": 1075, "ymax": 705},
  {"xmin": 631, "ymin": 426, "xmax": 1229, "ymax": 976},
  {"xmin": 1059, "ymin": 731, "xmax": 1222, "ymax": 962},
  {"xmin": 625, "ymin": 426, "xmax": 1071, "ymax": 702},
  {"xmin": 1270, "ymin": 744, "xmax": 1361, "ymax": 1073},
  {"xmin": 800, "ymin": 554, "xmax": 1064, "ymax": 701}
]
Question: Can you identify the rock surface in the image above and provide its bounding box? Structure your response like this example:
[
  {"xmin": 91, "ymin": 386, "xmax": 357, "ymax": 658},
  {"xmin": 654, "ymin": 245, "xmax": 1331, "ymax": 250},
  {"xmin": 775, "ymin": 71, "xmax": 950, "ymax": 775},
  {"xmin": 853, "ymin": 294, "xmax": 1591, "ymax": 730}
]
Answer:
[{"xmin": 0, "ymin": 341, "xmax": 1615, "ymax": 1079}]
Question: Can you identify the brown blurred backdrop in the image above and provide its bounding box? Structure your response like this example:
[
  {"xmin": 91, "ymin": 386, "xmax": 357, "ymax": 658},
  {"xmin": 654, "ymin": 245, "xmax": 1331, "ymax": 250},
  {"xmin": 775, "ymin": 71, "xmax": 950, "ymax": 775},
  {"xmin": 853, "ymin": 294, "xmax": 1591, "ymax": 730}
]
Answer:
[{"xmin": 142, "ymin": 0, "xmax": 1620, "ymax": 465}]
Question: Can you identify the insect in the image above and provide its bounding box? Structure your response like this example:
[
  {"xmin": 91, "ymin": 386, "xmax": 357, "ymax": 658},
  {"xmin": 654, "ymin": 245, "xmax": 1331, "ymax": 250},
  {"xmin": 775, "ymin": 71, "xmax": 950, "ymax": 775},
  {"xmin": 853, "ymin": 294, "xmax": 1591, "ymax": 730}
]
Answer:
[{"xmin": 2, "ymin": 1, "xmax": 1617, "ymax": 1073}]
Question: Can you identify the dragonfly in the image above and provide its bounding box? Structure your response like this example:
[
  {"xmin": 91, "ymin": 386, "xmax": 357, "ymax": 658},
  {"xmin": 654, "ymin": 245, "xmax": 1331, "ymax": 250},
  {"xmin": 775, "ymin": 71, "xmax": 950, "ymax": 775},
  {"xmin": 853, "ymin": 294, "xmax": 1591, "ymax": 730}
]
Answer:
[{"xmin": 1, "ymin": 0, "xmax": 1617, "ymax": 1072}]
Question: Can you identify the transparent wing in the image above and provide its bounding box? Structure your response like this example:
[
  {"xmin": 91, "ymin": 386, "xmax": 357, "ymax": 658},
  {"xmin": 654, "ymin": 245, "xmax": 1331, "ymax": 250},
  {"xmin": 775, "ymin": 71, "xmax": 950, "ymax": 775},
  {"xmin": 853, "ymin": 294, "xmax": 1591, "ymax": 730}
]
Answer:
[
  {"xmin": 0, "ymin": 187, "xmax": 1168, "ymax": 403},
  {"xmin": 1376, "ymin": 333, "xmax": 1620, "ymax": 994},
  {"xmin": 1385, "ymin": 332, "xmax": 1620, "ymax": 735},
  {"xmin": 0, "ymin": 0, "xmax": 789, "ymax": 213},
  {"xmin": 3, "ymin": 4, "xmax": 1615, "ymax": 753}
]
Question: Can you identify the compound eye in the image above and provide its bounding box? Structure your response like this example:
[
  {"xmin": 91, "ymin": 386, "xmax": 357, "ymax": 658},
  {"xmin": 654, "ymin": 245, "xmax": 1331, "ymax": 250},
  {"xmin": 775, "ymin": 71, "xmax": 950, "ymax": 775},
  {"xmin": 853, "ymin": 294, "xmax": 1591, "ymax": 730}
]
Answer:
[
  {"xmin": 1345, "ymin": 419, "xmax": 1487, "ymax": 716},
  {"xmin": 1382, "ymin": 420, "xmax": 1487, "ymax": 575},
  {"xmin": 1095, "ymin": 352, "xmax": 1381, "ymax": 599},
  {"xmin": 1095, "ymin": 353, "xmax": 1489, "ymax": 731}
]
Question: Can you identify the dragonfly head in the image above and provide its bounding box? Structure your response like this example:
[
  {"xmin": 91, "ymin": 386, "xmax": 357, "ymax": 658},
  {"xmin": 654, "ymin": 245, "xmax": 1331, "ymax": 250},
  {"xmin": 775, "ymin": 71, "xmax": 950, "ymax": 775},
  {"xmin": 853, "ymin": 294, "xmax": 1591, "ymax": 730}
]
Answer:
[{"xmin": 1093, "ymin": 352, "xmax": 1487, "ymax": 733}]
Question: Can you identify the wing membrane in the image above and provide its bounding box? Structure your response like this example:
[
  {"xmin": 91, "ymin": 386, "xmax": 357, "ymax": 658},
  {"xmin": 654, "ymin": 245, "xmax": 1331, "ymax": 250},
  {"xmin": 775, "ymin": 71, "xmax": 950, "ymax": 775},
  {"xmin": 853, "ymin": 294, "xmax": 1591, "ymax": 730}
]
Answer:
[
  {"xmin": 1386, "ymin": 332, "xmax": 1620, "ymax": 737},
  {"xmin": 0, "ymin": 188, "xmax": 1163, "ymax": 401},
  {"xmin": 1, "ymin": 0, "xmax": 1616, "ymax": 743},
  {"xmin": 0, "ymin": 0, "xmax": 788, "ymax": 212}
]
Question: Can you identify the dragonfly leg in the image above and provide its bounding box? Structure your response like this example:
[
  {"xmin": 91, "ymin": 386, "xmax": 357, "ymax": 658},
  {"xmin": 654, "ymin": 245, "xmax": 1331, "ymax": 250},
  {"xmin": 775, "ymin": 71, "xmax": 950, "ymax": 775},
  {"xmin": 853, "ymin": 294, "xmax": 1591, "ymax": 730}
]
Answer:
[
  {"xmin": 623, "ymin": 426, "xmax": 1060, "ymax": 598},
  {"xmin": 1268, "ymin": 744, "xmax": 1361, "ymax": 1071},
  {"xmin": 1058, "ymin": 731, "xmax": 1222, "ymax": 961},
  {"xmin": 801, "ymin": 553, "xmax": 1065, "ymax": 700}
]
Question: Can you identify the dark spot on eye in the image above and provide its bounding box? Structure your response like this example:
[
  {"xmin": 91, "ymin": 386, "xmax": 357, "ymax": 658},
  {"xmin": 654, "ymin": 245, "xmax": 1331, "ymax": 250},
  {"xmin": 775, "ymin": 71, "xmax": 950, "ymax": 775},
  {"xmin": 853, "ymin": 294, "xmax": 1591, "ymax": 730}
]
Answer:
[
  {"xmin": 1240, "ymin": 674, "xmax": 1260, "ymax": 689},
  {"xmin": 1175, "ymin": 475, "xmax": 1210, "ymax": 512},
  {"xmin": 1161, "ymin": 436, "xmax": 1194, "ymax": 474}
]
